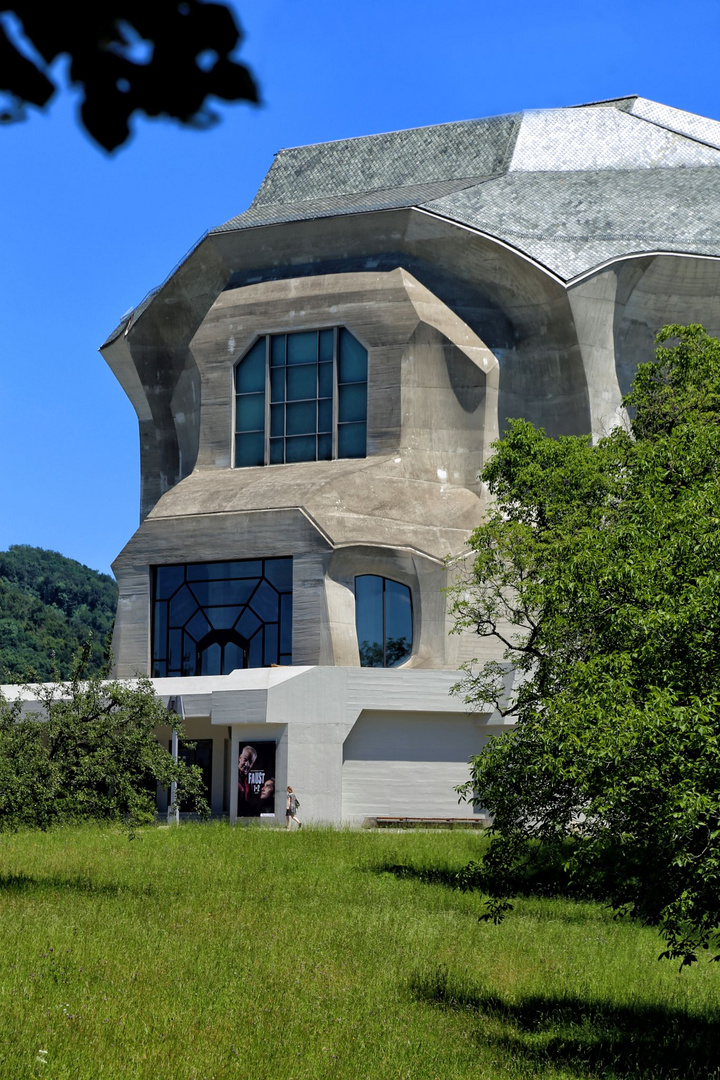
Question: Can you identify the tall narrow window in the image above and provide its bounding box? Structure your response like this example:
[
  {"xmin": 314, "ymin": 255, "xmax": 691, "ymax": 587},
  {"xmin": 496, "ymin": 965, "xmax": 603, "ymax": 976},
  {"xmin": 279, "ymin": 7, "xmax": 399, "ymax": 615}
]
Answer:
[
  {"xmin": 355, "ymin": 575, "xmax": 413, "ymax": 668},
  {"xmin": 234, "ymin": 328, "xmax": 367, "ymax": 467},
  {"xmin": 152, "ymin": 558, "xmax": 292, "ymax": 677}
]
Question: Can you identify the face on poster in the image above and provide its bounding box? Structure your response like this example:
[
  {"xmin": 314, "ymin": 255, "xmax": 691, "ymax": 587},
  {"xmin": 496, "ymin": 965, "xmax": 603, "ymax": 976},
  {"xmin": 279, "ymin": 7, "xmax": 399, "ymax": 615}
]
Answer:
[{"xmin": 238, "ymin": 741, "xmax": 276, "ymax": 816}]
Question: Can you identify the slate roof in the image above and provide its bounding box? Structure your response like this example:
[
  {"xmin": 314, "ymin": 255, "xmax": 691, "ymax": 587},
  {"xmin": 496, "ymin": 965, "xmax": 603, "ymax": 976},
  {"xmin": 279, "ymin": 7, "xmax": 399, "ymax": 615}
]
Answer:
[{"xmin": 213, "ymin": 97, "xmax": 720, "ymax": 282}]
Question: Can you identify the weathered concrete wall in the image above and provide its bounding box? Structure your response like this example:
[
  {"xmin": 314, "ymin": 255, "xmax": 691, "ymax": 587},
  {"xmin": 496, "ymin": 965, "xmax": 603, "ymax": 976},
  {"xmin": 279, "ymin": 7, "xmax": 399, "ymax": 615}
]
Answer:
[{"xmin": 104, "ymin": 198, "xmax": 720, "ymax": 684}]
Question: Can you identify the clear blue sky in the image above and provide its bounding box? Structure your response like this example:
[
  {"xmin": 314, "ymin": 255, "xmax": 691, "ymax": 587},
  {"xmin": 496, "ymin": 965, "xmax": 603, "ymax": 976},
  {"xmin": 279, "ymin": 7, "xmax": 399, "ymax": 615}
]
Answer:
[{"xmin": 2, "ymin": 0, "xmax": 720, "ymax": 575}]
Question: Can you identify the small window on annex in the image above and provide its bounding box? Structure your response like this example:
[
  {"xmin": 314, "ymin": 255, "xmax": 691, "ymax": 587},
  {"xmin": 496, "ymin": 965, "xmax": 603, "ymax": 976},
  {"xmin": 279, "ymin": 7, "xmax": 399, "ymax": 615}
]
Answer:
[
  {"xmin": 355, "ymin": 575, "xmax": 413, "ymax": 668},
  {"xmin": 234, "ymin": 327, "xmax": 368, "ymax": 467},
  {"xmin": 152, "ymin": 558, "xmax": 292, "ymax": 677}
]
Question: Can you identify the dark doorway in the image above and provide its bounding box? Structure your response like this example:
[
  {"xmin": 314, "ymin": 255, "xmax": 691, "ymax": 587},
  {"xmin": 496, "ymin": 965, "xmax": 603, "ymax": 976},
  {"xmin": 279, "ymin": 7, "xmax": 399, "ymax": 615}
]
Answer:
[{"xmin": 175, "ymin": 738, "xmax": 213, "ymax": 811}]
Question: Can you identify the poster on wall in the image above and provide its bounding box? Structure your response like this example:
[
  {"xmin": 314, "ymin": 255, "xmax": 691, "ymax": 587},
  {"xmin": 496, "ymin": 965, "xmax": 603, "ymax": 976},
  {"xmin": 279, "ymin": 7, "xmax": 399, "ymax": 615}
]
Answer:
[{"xmin": 237, "ymin": 740, "xmax": 276, "ymax": 817}]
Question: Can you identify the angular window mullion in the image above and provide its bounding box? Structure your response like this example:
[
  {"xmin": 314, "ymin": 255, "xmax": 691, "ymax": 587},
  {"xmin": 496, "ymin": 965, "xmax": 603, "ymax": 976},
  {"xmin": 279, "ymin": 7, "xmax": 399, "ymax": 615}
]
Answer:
[
  {"xmin": 332, "ymin": 326, "xmax": 339, "ymax": 460},
  {"xmin": 381, "ymin": 577, "xmax": 387, "ymax": 667},
  {"xmin": 264, "ymin": 335, "xmax": 271, "ymax": 465}
]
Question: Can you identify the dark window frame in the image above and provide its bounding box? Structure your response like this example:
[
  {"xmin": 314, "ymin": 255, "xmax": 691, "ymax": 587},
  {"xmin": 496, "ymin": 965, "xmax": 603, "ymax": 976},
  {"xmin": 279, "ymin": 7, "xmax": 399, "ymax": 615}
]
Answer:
[
  {"xmin": 234, "ymin": 327, "xmax": 368, "ymax": 468},
  {"xmin": 151, "ymin": 558, "xmax": 292, "ymax": 677}
]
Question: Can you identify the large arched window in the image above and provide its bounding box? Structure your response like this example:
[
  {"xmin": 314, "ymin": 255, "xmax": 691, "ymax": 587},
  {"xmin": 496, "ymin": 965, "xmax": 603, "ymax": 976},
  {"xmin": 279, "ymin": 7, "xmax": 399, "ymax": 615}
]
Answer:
[
  {"xmin": 355, "ymin": 575, "xmax": 413, "ymax": 668},
  {"xmin": 234, "ymin": 328, "xmax": 368, "ymax": 467},
  {"xmin": 152, "ymin": 558, "xmax": 292, "ymax": 677}
]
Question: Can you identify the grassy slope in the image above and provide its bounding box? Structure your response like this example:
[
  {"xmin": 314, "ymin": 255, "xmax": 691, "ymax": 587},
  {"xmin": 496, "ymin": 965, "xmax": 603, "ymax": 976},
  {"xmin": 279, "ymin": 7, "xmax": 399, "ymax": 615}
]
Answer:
[{"xmin": 0, "ymin": 825, "xmax": 717, "ymax": 1080}]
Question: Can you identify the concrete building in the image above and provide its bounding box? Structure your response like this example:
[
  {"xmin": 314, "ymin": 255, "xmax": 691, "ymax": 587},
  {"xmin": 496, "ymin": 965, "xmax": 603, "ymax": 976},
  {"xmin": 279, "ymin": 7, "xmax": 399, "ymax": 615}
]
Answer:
[{"xmin": 98, "ymin": 96, "xmax": 720, "ymax": 824}]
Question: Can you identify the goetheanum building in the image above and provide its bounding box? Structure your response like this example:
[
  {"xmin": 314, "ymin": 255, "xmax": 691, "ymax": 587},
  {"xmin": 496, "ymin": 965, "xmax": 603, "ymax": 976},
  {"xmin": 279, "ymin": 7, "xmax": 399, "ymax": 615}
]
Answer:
[{"xmin": 100, "ymin": 96, "xmax": 720, "ymax": 823}]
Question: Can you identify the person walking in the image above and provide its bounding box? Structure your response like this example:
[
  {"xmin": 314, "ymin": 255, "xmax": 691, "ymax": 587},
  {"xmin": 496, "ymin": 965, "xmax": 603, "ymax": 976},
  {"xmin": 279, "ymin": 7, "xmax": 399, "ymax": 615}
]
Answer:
[{"xmin": 286, "ymin": 786, "xmax": 301, "ymax": 829}]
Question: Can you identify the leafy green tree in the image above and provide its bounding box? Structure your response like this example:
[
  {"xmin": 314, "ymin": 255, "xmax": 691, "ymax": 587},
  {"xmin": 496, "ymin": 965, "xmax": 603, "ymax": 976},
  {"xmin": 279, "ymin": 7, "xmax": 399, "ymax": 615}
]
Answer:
[
  {"xmin": 0, "ymin": 644, "xmax": 207, "ymax": 830},
  {"xmin": 451, "ymin": 325, "xmax": 720, "ymax": 966},
  {"xmin": 0, "ymin": 1, "xmax": 258, "ymax": 150},
  {"xmin": 0, "ymin": 545, "xmax": 117, "ymax": 682}
]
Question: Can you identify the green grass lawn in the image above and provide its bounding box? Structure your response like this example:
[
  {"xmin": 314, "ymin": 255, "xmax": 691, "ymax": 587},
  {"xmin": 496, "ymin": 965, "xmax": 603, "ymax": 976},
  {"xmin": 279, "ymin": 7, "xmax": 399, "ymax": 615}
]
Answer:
[{"xmin": 0, "ymin": 824, "xmax": 718, "ymax": 1080}]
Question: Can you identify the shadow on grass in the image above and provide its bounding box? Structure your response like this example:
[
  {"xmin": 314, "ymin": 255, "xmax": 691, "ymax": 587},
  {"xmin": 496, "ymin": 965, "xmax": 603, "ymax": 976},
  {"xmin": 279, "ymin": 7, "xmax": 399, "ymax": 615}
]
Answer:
[
  {"xmin": 410, "ymin": 969, "xmax": 720, "ymax": 1080},
  {"xmin": 0, "ymin": 872, "xmax": 154, "ymax": 897},
  {"xmin": 372, "ymin": 863, "xmax": 462, "ymax": 889}
]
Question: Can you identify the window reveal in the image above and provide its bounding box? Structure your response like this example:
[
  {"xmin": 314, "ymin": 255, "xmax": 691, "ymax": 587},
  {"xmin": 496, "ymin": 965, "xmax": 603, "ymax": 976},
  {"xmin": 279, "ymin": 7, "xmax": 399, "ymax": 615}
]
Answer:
[{"xmin": 234, "ymin": 328, "xmax": 368, "ymax": 467}]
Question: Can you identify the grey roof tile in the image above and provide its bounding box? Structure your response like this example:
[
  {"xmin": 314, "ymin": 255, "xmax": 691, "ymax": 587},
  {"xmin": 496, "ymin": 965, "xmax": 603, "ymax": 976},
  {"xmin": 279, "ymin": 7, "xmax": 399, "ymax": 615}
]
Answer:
[
  {"xmin": 424, "ymin": 168, "xmax": 720, "ymax": 279},
  {"xmin": 119, "ymin": 97, "xmax": 720, "ymax": 330},
  {"xmin": 212, "ymin": 176, "xmax": 497, "ymax": 234},
  {"xmin": 628, "ymin": 98, "xmax": 720, "ymax": 150},
  {"xmin": 250, "ymin": 114, "xmax": 520, "ymax": 206},
  {"xmin": 509, "ymin": 107, "xmax": 720, "ymax": 172}
]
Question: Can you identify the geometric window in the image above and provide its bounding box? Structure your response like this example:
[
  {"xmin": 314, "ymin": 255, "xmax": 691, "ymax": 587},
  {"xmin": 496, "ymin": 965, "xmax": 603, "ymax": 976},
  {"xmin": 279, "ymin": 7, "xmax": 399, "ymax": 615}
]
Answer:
[
  {"xmin": 354, "ymin": 575, "xmax": 413, "ymax": 668},
  {"xmin": 234, "ymin": 327, "xmax": 368, "ymax": 468},
  {"xmin": 152, "ymin": 558, "xmax": 292, "ymax": 677}
]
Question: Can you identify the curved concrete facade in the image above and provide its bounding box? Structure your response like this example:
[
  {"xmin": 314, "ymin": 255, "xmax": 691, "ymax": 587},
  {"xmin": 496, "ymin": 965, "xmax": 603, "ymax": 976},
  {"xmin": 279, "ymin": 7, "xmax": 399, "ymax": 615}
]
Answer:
[{"xmin": 99, "ymin": 97, "xmax": 720, "ymax": 822}]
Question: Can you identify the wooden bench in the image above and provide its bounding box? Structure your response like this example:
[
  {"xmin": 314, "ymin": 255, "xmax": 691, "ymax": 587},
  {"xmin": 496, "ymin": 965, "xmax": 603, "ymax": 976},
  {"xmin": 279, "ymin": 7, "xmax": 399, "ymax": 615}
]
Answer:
[{"xmin": 363, "ymin": 816, "xmax": 489, "ymax": 830}]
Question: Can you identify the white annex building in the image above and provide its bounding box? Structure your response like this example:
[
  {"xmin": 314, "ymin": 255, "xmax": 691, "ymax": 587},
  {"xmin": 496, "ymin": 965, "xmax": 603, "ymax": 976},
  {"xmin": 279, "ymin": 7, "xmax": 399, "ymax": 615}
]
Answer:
[{"xmin": 93, "ymin": 97, "xmax": 720, "ymax": 823}]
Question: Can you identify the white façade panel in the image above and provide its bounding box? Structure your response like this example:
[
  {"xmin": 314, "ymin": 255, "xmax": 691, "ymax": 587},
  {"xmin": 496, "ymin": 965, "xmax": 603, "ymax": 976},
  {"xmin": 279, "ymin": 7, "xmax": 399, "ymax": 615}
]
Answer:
[{"xmin": 342, "ymin": 710, "xmax": 487, "ymax": 821}]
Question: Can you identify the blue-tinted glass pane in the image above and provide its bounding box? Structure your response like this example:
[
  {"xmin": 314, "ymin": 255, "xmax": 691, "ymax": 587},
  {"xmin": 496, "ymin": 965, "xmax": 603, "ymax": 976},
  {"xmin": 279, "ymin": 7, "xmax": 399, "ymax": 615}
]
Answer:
[
  {"xmin": 237, "ymin": 608, "xmax": 262, "ymax": 639},
  {"xmin": 270, "ymin": 368, "xmax": 285, "ymax": 403},
  {"xmin": 318, "ymin": 433, "xmax": 332, "ymax": 460},
  {"xmin": 269, "ymin": 439, "xmax": 284, "ymax": 464},
  {"xmin": 236, "ymin": 393, "xmax": 265, "ymax": 432},
  {"xmin": 286, "ymin": 435, "xmax": 316, "ymax": 463},
  {"xmin": 319, "ymin": 329, "xmax": 333, "ymax": 362},
  {"xmin": 339, "ymin": 329, "xmax": 367, "ymax": 383},
  {"xmin": 205, "ymin": 606, "xmax": 242, "ymax": 630},
  {"xmin": 356, "ymin": 575, "xmax": 383, "ymax": 667},
  {"xmin": 270, "ymin": 404, "xmax": 284, "ymax": 437},
  {"xmin": 384, "ymin": 579, "xmax": 412, "ymax": 666},
  {"xmin": 338, "ymin": 423, "xmax": 366, "ymax": 459},
  {"xmin": 264, "ymin": 558, "xmax": 292, "ymax": 591},
  {"xmin": 250, "ymin": 579, "xmax": 280, "ymax": 621},
  {"xmin": 235, "ymin": 432, "xmax": 265, "ymax": 468},
  {"xmin": 286, "ymin": 401, "xmax": 317, "ymax": 436},
  {"xmin": 187, "ymin": 561, "xmax": 261, "ymax": 581},
  {"xmin": 286, "ymin": 364, "xmax": 317, "ymax": 401},
  {"xmin": 181, "ymin": 634, "xmax": 195, "ymax": 677},
  {"xmin": 280, "ymin": 593, "xmax": 292, "ymax": 654},
  {"xmin": 318, "ymin": 362, "xmax": 333, "ymax": 398},
  {"xmin": 168, "ymin": 629, "xmax": 184, "ymax": 671},
  {"xmin": 235, "ymin": 340, "xmax": 265, "ymax": 393},
  {"xmin": 200, "ymin": 642, "xmax": 222, "ymax": 676},
  {"xmin": 169, "ymin": 586, "xmax": 198, "ymax": 628},
  {"xmin": 190, "ymin": 579, "xmax": 257, "ymax": 607},
  {"xmin": 248, "ymin": 632, "xmax": 263, "ymax": 668},
  {"xmin": 153, "ymin": 660, "xmax": 167, "ymax": 677},
  {"xmin": 153, "ymin": 601, "xmax": 168, "ymax": 649},
  {"xmin": 264, "ymin": 622, "xmax": 278, "ymax": 665},
  {"xmin": 185, "ymin": 610, "xmax": 211, "ymax": 643},
  {"xmin": 223, "ymin": 640, "xmax": 245, "ymax": 673},
  {"xmin": 234, "ymin": 561, "xmax": 263, "ymax": 578},
  {"xmin": 271, "ymin": 335, "xmax": 286, "ymax": 367},
  {"xmin": 318, "ymin": 399, "xmax": 332, "ymax": 433},
  {"xmin": 287, "ymin": 331, "xmax": 317, "ymax": 365},
  {"xmin": 156, "ymin": 566, "xmax": 184, "ymax": 600},
  {"xmin": 338, "ymin": 383, "xmax": 367, "ymax": 423}
]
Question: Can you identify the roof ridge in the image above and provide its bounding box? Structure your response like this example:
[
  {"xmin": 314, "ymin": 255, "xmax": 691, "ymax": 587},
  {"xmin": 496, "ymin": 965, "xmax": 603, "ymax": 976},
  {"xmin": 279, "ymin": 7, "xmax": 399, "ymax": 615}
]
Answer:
[
  {"xmin": 627, "ymin": 105, "xmax": 720, "ymax": 153},
  {"xmin": 267, "ymin": 112, "xmax": 519, "ymax": 157}
]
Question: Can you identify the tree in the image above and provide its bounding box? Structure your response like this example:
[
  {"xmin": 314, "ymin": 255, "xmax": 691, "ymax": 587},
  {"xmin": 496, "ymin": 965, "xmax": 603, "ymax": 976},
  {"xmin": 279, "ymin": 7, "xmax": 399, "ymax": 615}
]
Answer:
[
  {"xmin": 0, "ymin": 643, "xmax": 208, "ymax": 830},
  {"xmin": 451, "ymin": 325, "xmax": 720, "ymax": 966},
  {"xmin": 0, "ymin": 1, "xmax": 258, "ymax": 150},
  {"xmin": 0, "ymin": 545, "xmax": 117, "ymax": 682}
]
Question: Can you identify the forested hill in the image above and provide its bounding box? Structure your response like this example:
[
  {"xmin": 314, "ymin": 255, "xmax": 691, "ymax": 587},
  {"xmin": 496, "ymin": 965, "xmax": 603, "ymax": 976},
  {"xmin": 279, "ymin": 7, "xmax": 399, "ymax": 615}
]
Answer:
[{"xmin": 0, "ymin": 546, "xmax": 118, "ymax": 683}]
